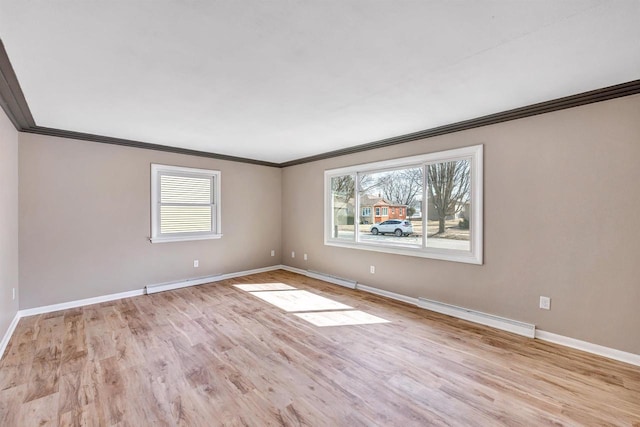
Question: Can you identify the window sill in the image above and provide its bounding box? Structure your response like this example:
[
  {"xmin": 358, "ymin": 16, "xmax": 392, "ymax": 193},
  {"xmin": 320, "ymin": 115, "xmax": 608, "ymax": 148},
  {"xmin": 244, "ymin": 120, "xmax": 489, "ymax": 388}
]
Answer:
[
  {"xmin": 150, "ymin": 233, "xmax": 223, "ymax": 243},
  {"xmin": 325, "ymin": 239, "xmax": 482, "ymax": 265}
]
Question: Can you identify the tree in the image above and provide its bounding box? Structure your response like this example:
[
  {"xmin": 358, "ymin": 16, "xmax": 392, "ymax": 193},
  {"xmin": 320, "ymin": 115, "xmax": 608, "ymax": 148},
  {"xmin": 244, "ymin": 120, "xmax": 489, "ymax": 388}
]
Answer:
[
  {"xmin": 331, "ymin": 174, "xmax": 376, "ymax": 200},
  {"xmin": 331, "ymin": 175, "xmax": 354, "ymax": 200},
  {"xmin": 428, "ymin": 160, "xmax": 470, "ymax": 234},
  {"xmin": 376, "ymin": 168, "xmax": 423, "ymax": 212},
  {"xmin": 357, "ymin": 173, "xmax": 377, "ymax": 194}
]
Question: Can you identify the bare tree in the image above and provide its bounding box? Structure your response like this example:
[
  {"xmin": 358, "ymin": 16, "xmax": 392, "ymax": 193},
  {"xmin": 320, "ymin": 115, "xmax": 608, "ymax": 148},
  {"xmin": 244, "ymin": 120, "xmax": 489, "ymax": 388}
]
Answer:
[
  {"xmin": 357, "ymin": 173, "xmax": 377, "ymax": 194},
  {"xmin": 331, "ymin": 174, "xmax": 376, "ymax": 199},
  {"xmin": 428, "ymin": 160, "xmax": 470, "ymax": 234},
  {"xmin": 378, "ymin": 168, "xmax": 423, "ymax": 209},
  {"xmin": 331, "ymin": 175, "xmax": 354, "ymax": 200}
]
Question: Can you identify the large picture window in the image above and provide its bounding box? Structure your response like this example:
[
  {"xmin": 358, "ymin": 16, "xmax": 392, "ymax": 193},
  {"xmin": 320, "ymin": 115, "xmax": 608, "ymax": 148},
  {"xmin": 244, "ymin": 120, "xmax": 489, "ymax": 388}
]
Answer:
[
  {"xmin": 151, "ymin": 164, "xmax": 222, "ymax": 243},
  {"xmin": 324, "ymin": 145, "xmax": 483, "ymax": 264}
]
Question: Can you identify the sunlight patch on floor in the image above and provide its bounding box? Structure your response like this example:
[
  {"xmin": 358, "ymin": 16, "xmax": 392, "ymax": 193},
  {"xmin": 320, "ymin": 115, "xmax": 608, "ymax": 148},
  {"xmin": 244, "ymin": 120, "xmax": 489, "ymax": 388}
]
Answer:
[
  {"xmin": 233, "ymin": 283, "xmax": 297, "ymax": 292},
  {"xmin": 294, "ymin": 310, "xmax": 390, "ymax": 327},
  {"xmin": 250, "ymin": 290, "xmax": 352, "ymax": 312},
  {"xmin": 234, "ymin": 283, "xmax": 390, "ymax": 327}
]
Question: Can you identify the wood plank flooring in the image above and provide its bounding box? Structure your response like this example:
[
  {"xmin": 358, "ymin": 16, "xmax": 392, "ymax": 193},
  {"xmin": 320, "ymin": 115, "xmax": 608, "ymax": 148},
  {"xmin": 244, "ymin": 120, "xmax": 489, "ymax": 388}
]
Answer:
[{"xmin": 1, "ymin": 270, "xmax": 639, "ymax": 426}]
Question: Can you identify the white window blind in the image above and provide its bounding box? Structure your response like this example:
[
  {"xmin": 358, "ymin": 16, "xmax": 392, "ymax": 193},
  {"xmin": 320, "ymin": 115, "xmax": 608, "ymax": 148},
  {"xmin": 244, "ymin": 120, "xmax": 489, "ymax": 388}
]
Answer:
[
  {"xmin": 160, "ymin": 175, "xmax": 213, "ymax": 234},
  {"xmin": 151, "ymin": 164, "xmax": 222, "ymax": 243}
]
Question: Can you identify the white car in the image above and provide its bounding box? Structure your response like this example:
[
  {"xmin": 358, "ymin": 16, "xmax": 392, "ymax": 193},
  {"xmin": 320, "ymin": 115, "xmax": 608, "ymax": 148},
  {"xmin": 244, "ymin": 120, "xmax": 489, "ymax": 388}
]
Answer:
[{"xmin": 370, "ymin": 220, "xmax": 413, "ymax": 237}]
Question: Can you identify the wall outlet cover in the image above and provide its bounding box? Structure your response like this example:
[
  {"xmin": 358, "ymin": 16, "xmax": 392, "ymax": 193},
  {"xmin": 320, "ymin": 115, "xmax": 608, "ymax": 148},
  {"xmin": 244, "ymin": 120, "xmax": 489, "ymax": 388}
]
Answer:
[{"xmin": 540, "ymin": 296, "xmax": 551, "ymax": 310}]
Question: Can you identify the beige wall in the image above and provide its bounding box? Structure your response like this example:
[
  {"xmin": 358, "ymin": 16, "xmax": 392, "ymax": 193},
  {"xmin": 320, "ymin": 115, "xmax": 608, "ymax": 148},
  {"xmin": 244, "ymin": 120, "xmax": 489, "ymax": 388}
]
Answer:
[
  {"xmin": 0, "ymin": 108, "xmax": 19, "ymax": 339},
  {"xmin": 282, "ymin": 94, "xmax": 640, "ymax": 355},
  {"xmin": 19, "ymin": 133, "xmax": 282, "ymax": 309},
  {"xmin": 13, "ymin": 94, "xmax": 640, "ymax": 355}
]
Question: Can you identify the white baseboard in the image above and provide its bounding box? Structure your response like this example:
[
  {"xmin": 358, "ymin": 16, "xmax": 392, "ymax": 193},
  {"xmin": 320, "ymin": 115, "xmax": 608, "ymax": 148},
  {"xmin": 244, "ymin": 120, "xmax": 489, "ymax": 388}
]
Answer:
[
  {"xmin": 535, "ymin": 330, "xmax": 640, "ymax": 367},
  {"xmin": 146, "ymin": 275, "xmax": 224, "ymax": 294},
  {"xmin": 418, "ymin": 297, "xmax": 536, "ymax": 338},
  {"xmin": 147, "ymin": 266, "xmax": 284, "ymax": 294},
  {"xmin": 20, "ymin": 265, "xmax": 284, "ymax": 315},
  {"xmin": 19, "ymin": 288, "xmax": 146, "ymax": 317},
  {"xmin": 356, "ymin": 283, "xmax": 419, "ymax": 306},
  {"xmin": 306, "ymin": 270, "xmax": 357, "ymax": 289},
  {"xmin": 280, "ymin": 265, "xmax": 306, "ymax": 275},
  {"xmin": 0, "ymin": 312, "xmax": 21, "ymax": 359},
  {"xmin": 281, "ymin": 265, "xmax": 532, "ymax": 337},
  {"xmin": 280, "ymin": 265, "xmax": 358, "ymax": 289},
  {"xmin": 215, "ymin": 265, "xmax": 282, "ymax": 281}
]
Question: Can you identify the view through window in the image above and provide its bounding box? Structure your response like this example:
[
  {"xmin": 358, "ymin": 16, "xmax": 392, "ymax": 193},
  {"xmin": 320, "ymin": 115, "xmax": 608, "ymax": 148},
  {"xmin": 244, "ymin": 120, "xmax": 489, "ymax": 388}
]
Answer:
[{"xmin": 325, "ymin": 145, "xmax": 482, "ymax": 264}]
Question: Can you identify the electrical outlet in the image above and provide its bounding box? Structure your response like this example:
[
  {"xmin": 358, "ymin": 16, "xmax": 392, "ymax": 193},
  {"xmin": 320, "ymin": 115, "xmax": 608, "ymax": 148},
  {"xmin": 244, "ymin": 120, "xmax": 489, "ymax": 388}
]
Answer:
[
  {"xmin": 271, "ymin": 250, "xmax": 275, "ymax": 257},
  {"xmin": 12, "ymin": 288, "xmax": 16, "ymax": 300},
  {"xmin": 539, "ymin": 296, "xmax": 551, "ymax": 310},
  {"xmin": 291, "ymin": 251, "xmax": 295, "ymax": 258},
  {"xmin": 193, "ymin": 260, "xmax": 199, "ymax": 268},
  {"xmin": 370, "ymin": 265, "xmax": 375, "ymax": 274},
  {"xmin": 303, "ymin": 253, "xmax": 308, "ymax": 261}
]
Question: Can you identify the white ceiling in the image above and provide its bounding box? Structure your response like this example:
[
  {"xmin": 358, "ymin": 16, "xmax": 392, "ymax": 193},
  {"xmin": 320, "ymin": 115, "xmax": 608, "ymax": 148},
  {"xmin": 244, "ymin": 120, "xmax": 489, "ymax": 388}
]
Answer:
[{"xmin": 1, "ymin": 1, "xmax": 639, "ymax": 164}]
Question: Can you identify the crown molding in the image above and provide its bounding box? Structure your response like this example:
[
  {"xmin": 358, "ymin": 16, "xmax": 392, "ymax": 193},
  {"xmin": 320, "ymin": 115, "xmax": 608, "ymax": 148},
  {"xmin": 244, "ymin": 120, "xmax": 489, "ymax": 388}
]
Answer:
[
  {"xmin": 0, "ymin": 40, "xmax": 35, "ymax": 129},
  {"xmin": 0, "ymin": 39, "xmax": 279, "ymax": 168},
  {"xmin": 1, "ymin": 38, "xmax": 639, "ymax": 168},
  {"xmin": 280, "ymin": 79, "xmax": 640, "ymax": 167},
  {"xmin": 22, "ymin": 125, "xmax": 281, "ymax": 167}
]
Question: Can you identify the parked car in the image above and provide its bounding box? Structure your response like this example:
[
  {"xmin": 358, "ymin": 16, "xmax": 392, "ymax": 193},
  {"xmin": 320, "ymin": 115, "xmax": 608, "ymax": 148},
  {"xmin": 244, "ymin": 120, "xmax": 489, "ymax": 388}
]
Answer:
[{"xmin": 370, "ymin": 220, "xmax": 413, "ymax": 237}]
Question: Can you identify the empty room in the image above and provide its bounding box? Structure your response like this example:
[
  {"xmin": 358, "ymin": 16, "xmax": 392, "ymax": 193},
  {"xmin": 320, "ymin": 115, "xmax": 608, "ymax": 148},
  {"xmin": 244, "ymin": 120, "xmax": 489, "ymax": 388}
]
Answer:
[{"xmin": 1, "ymin": 1, "xmax": 639, "ymax": 425}]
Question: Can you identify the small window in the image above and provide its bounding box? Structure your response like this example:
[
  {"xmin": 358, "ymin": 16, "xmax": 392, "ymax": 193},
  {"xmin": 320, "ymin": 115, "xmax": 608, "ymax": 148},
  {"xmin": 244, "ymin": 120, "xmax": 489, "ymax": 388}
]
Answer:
[
  {"xmin": 151, "ymin": 164, "xmax": 222, "ymax": 243},
  {"xmin": 382, "ymin": 207, "xmax": 388, "ymax": 216}
]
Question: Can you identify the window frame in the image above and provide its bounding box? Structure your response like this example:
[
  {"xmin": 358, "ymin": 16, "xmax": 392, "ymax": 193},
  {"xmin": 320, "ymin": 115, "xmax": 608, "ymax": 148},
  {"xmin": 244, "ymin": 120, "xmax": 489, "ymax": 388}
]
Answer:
[
  {"xmin": 150, "ymin": 163, "xmax": 222, "ymax": 243},
  {"xmin": 324, "ymin": 144, "xmax": 483, "ymax": 264}
]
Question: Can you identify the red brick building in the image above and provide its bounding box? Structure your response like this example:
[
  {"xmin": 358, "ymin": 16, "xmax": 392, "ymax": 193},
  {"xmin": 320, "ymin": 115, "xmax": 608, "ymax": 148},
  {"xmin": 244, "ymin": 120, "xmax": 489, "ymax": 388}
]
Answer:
[{"xmin": 359, "ymin": 195, "xmax": 407, "ymax": 224}]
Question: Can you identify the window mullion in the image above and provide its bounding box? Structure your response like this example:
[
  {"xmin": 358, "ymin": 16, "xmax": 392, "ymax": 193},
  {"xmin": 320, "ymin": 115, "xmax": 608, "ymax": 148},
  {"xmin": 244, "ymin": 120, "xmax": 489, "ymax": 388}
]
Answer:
[
  {"xmin": 422, "ymin": 163, "xmax": 427, "ymax": 249},
  {"xmin": 355, "ymin": 172, "xmax": 360, "ymax": 243}
]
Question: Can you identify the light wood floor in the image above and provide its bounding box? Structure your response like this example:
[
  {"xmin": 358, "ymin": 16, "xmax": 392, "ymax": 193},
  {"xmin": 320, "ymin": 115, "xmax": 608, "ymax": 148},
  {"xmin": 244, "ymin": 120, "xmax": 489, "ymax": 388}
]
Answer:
[{"xmin": 1, "ymin": 270, "xmax": 639, "ymax": 426}]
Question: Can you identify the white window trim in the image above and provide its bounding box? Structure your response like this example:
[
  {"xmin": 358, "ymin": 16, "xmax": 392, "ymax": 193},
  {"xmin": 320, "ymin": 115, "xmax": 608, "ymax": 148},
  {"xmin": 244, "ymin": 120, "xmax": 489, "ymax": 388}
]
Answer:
[
  {"xmin": 151, "ymin": 164, "xmax": 222, "ymax": 243},
  {"xmin": 324, "ymin": 144, "xmax": 483, "ymax": 264}
]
